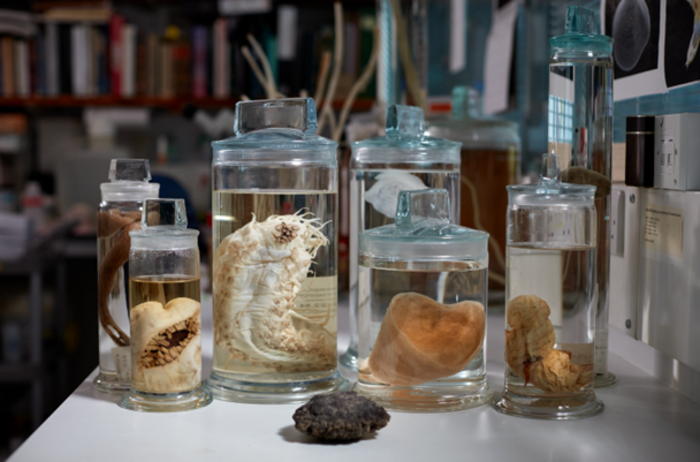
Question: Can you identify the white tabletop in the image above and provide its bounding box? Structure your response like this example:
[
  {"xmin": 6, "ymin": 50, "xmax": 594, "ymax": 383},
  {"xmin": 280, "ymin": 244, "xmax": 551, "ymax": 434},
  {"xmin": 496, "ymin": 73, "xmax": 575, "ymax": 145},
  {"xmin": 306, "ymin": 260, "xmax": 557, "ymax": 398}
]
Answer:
[{"xmin": 10, "ymin": 297, "xmax": 700, "ymax": 462}]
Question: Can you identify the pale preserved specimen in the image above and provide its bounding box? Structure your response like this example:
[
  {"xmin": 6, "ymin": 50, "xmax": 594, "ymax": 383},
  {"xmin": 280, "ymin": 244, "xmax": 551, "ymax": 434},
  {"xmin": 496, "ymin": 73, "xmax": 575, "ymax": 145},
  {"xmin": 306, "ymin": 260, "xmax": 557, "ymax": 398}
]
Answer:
[
  {"xmin": 131, "ymin": 297, "xmax": 202, "ymax": 393},
  {"xmin": 364, "ymin": 171, "xmax": 427, "ymax": 218},
  {"xmin": 213, "ymin": 212, "xmax": 336, "ymax": 372},
  {"xmin": 368, "ymin": 292, "xmax": 485, "ymax": 386},
  {"xmin": 505, "ymin": 294, "xmax": 593, "ymax": 393},
  {"xmin": 97, "ymin": 209, "xmax": 142, "ymax": 347}
]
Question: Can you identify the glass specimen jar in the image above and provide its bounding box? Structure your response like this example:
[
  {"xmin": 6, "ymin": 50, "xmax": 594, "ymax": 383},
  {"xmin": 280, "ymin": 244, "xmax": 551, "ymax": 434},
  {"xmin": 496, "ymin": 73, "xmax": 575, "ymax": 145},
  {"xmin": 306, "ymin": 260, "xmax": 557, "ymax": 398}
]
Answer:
[
  {"xmin": 207, "ymin": 98, "xmax": 345, "ymax": 403},
  {"xmin": 341, "ymin": 104, "xmax": 461, "ymax": 371},
  {"xmin": 426, "ymin": 86, "xmax": 520, "ymax": 290},
  {"xmin": 356, "ymin": 189, "xmax": 491, "ymax": 411},
  {"xmin": 120, "ymin": 199, "xmax": 212, "ymax": 412},
  {"xmin": 94, "ymin": 159, "xmax": 159, "ymax": 393},
  {"xmin": 548, "ymin": 6, "xmax": 615, "ymax": 388},
  {"xmin": 494, "ymin": 154, "xmax": 603, "ymax": 420}
]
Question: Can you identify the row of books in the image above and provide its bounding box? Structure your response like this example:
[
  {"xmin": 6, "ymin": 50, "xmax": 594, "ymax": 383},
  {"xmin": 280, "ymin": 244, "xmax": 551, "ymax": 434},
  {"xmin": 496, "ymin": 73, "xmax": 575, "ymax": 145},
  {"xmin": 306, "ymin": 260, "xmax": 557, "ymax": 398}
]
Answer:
[{"xmin": 0, "ymin": 5, "xmax": 377, "ymax": 101}]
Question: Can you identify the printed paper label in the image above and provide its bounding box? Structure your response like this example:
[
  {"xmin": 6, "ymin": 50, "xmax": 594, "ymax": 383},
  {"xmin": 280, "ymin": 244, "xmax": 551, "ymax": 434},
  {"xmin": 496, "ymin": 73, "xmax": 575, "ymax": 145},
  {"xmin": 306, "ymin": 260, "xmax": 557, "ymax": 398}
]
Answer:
[
  {"xmin": 295, "ymin": 276, "xmax": 337, "ymax": 329},
  {"xmin": 594, "ymin": 329, "xmax": 609, "ymax": 374},
  {"xmin": 111, "ymin": 346, "xmax": 132, "ymax": 382},
  {"xmin": 560, "ymin": 343, "xmax": 594, "ymax": 366},
  {"xmin": 643, "ymin": 204, "xmax": 683, "ymax": 259},
  {"xmin": 143, "ymin": 367, "xmax": 172, "ymax": 393}
]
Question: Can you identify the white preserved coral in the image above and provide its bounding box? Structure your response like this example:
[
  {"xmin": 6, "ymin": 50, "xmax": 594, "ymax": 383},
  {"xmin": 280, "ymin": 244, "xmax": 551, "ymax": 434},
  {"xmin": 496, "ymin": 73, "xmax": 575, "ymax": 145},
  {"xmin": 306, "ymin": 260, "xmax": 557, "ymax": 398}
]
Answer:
[
  {"xmin": 131, "ymin": 297, "xmax": 202, "ymax": 394},
  {"xmin": 213, "ymin": 212, "xmax": 336, "ymax": 372}
]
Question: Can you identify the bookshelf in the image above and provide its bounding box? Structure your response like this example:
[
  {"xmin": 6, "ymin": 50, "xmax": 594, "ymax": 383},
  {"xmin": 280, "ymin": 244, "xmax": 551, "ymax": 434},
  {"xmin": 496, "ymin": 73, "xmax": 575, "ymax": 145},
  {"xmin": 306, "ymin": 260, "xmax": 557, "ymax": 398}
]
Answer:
[{"xmin": 0, "ymin": 96, "xmax": 374, "ymax": 112}]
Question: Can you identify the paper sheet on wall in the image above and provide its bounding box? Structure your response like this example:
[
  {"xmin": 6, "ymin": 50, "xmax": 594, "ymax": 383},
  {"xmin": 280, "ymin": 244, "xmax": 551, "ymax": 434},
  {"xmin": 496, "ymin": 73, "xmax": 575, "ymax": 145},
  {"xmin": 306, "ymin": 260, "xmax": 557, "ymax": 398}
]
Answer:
[{"xmin": 483, "ymin": 0, "xmax": 518, "ymax": 114}]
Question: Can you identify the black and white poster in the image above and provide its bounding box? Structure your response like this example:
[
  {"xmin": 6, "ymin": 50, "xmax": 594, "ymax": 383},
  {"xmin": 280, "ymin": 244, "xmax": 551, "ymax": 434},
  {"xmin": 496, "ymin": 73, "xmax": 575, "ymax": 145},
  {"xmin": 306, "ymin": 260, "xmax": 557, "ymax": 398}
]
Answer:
[
  {"xmin": 664, "ymin": 0, "xmax": 700, "ymax": 87},
  {"xmin": 603, "ymin": 0, "xmax": 666, "ymax": 100}
]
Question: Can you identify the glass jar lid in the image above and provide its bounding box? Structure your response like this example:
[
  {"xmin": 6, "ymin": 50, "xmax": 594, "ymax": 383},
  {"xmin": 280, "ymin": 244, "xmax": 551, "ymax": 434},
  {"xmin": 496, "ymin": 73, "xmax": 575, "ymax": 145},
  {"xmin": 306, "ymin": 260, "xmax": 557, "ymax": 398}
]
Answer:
[
  {"xmin": 507, "ymin": 154, "xmax": 596, "ymax": 207},
  {"xmin": 351, "ymin": 105, "xmax": 461, "ymax": 164},
  {"xmin": 100, "ymin": 158, "xmax": 160, "ymax": 202},
  {"xmin": 549, "ymin": 6, "xmax": 612, "ymax": 55},
  {"xmin": 426, "ymin": 87, "xmax": 520, "ymax": 150},
  {"xmin": 211, "ymin": 98, "xmax": 337, "ymax": 162},
  {"xmin": 360, "ymin": 189, "xmax": 488, "ymax": 260},
  {"xmin": 130, "ymin": 198, "xmax": 198, "ymax": 250}
]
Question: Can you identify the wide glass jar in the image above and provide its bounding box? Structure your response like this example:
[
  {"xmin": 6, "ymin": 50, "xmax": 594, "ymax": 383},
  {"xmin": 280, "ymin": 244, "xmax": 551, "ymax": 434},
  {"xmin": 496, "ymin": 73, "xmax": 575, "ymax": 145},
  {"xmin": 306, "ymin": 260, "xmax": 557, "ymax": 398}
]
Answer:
[
  {"xmin": 494, "ymin": 154, "xmax": 603, "ymax": 420},
  {"xmin": 207, "ymin": 98, "xmax": 344, "ymax": 403},
  {"xmin": 120, "ymin": 198, "xmax": 211, "ymax": 412},
  {"xmin": 342, "ymin": 105, "xmax": 461, "ymax": 371},
  {"xmin": 94, "ymin": 159, "xmax": 159, "ymax": 394},
  {"xmin": 426, "ymin": 86, "xmax": 520, "ymax": 290},
  {"xmin": 356, "ymin": 189, "xmax": 490, "ymax": 411}
]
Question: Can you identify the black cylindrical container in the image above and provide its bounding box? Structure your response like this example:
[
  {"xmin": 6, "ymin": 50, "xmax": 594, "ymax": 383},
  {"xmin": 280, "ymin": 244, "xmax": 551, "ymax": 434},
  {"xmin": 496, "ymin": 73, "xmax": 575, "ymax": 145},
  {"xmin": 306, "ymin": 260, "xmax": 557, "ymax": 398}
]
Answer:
[{"xmin": 625, "ymin": 116, "xmax": 655, "ymax": 187}]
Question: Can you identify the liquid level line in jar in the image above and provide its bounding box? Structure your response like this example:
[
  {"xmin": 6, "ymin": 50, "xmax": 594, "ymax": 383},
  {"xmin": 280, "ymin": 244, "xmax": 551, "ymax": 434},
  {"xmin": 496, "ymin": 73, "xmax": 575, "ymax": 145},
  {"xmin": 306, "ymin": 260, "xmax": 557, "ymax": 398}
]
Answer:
[{"xmin": 212, "ymin": 190, "xmax": 338, "ymax": 377}]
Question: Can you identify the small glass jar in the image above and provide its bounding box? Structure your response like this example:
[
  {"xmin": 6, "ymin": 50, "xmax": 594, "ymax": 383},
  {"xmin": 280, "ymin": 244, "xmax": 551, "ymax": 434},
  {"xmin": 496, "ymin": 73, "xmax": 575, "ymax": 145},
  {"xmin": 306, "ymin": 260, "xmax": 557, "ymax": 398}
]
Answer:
[
  {"xmin": 95, "ymin": 159, "xmax": 159, "ymax": 394},
  {"xmin": 342, "ymin": 105, "xmax": 462, "ymax": 371},
  {"xmin": 120, "ymin": 199, "xmax": 211, "ymax": 412},
  {"xmin": 207, "ymin": 98, "xmax": 345, "ymax": 403},
  {"xmin": 494, "ymin": 154, "xmax": 603, "ymax": 420},
  {"xmin": 356, "ymin": 189, "xmax": 491, "ymax": 411}
]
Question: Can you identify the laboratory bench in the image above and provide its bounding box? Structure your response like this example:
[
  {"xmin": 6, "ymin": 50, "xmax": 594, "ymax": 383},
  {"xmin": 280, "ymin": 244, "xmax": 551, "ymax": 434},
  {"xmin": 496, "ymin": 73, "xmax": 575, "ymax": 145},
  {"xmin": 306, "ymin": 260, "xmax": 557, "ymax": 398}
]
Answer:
[{"xmin": 7, "ymin": 297, "xmax": 700, "ymax": 462}]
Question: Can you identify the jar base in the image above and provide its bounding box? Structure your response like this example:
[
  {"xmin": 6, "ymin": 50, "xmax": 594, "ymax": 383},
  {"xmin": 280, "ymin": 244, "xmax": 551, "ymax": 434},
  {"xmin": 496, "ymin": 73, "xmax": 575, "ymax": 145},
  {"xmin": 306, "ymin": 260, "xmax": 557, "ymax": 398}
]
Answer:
[
  {"xmin": 119, "ymin": 385, "xmax": 212, "ymax": 412},
  {"xmin": 204, "ymin": 370, "xmax": 349, "ymax": 404},
  {"xmin": 493, "ymin": 391, "xmax": 604, "ymax": 420},
  {"xmin": 594, "ymin": 372, "xmax": 617, "ymax": 388},
  {"xmin": 354, "ymin": 381, "xmax": 492, "ymax": 412},
  {"xmin": 339, "ymin": 346, "xmax": 359, "ymax": 371},
  {"xmin": 93, "ymin": 372, "xmax": 130, "ymax": 394}
]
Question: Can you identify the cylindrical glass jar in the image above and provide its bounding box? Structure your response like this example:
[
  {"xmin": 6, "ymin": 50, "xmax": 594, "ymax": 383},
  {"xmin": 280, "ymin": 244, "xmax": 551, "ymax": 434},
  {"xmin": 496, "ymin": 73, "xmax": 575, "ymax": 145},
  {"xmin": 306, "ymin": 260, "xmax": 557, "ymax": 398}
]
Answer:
[
  {"xmin": 355, "ymin": 189, "xmax": 491, "ymax": 411},
  {"xmin": 120, "ymin": 199, "xmax": 211, "ymax": 412},
  {"xmin": 426, "ymin": 86, "xmax": 520, "ymax": 290},
  {"xmin": 548, "ymin": 6, "xmax": 616, "ymax": 388},
  {"xmin": 342, "ymin": 105, "xmax": 461, "ymax": 371},
  {"xmin": 494, "ymin": 154, "xmax": 603, "ymax": 420},
  {"xmin": 94, "ymin": 159, "xmax": 159, "ymax": 394},
  {"xmin": 206, "ymin": 98, "xmax": 344, "ymax": 403}
]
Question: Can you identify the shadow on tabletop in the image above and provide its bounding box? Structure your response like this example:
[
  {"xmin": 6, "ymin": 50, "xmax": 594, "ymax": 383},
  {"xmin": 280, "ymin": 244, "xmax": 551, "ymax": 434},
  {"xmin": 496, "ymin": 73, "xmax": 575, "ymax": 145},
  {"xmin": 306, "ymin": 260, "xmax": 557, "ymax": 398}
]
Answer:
[{"xmin": 277, "ymin": 425, "xmax": 375, "ymax": 445}]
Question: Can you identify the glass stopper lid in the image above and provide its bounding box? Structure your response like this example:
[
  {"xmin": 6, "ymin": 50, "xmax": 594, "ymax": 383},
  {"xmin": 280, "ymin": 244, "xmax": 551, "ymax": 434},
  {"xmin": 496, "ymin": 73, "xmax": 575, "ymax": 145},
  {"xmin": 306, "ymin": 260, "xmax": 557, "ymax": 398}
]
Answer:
[
  {"xmin": 507, "ymin": 154, "xmax": 596, "ymax": 206},
  {"xmin": 142, "ymin": 198, "xmax": 188, "ymax": 229},
  {"xmin": 100, "ymin": 159, "xmax": 159, "ymax": 201},
  {"xmin": 361, "ymin": 189, "xmax": 488, "ymax": 260},
  {"xmin": 351, "ymin": 105, "xmax": 461, "ymax": 162},
  {"xmin": 109, "ymin": 158, "xmax": 152, "ymax": 182}
]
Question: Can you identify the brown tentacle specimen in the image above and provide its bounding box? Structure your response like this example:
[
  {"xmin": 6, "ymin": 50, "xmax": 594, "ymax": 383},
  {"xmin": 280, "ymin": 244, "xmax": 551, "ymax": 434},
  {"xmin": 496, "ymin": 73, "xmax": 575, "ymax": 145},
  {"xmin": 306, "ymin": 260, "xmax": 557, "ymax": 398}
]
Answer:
[{"xmin": 97, "ymin": 210, "xmax": 141, "ymax": 347}]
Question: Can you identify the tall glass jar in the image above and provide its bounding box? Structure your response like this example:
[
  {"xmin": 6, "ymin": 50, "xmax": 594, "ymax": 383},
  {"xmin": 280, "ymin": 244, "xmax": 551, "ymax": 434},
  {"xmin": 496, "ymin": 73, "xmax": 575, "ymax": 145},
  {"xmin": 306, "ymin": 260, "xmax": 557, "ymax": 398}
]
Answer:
[
  {"xmin": 548, "ymin": 6, "xmax": 615, "ymax": 387},
  {"xmin": 207, "ymin": 98, "xmax": 345, "ymax": 403},
  {"xmin": 94, "ymin": 159, "xmax": 159, "ymax": 393},
  {"xmin": 426, "ymin": 86, "xmax": 520, "ymax": 290},
  {"xmin": 356, "ymin": 189, "xmax": 490, "ymax": 411},
  {"xmin": 341, "ymin": 105, "xmax": 461, "ymax": 371},
  {"xmin": 494, "ymin": 154, "xmax": 603, "ymax": 420},
  {"xmin": 120, "ymin": 199, "xmax": 211, "ymax": 412}
]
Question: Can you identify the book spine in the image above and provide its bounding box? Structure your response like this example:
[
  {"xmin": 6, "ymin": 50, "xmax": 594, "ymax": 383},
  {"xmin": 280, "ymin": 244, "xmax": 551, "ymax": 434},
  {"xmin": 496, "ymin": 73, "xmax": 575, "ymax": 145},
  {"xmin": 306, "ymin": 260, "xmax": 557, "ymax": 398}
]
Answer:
[
  {"xmin": 192, "ymin": 26, "xmax": 206, "ymax": 98},
  {"xmin": 45, "ymin": 22, "xmax": 59, "ymax": 96},
  {"xmin": 110, "ymin": 15, "xmax": 123, "ymax": 97},
  {"xmin": 146, "ymin": 34, "xmax": 158, "ymax": 97},
  {"xmin": 14, "ymin": 40, "xmax": 29, "ymax": 97},
  {"xmin": 71, "ymin": 25, "xmax": 85, "ymax": 96},
  {"xmin": 121, "ymin": 24, "xmax": 135, "ymax": 98},
  {"xmin": 214, "ymin": 18, "xmax": 229, "ymax": 99},
  {"xmin": 58, "ymin": 24, "xmax": 72, "ymax": 95},
  {"xmin": 173, "ymin": 41, "xmax": 191, "ymax": 97},
  {"xmin": 2, "ymin": 37, "xmax": 15, "ymax": 97}
]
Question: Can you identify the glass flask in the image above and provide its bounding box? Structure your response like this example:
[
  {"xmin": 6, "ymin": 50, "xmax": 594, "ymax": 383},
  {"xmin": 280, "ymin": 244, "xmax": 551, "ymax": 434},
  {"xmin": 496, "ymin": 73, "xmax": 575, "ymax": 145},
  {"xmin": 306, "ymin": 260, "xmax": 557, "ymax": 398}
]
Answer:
[
  {"xmin": 494, "ymin": 154, "xmax": 603, "ymax": 420},
  {"xmin": 342, "ymin": 104, "xmax": 461, "ymax": 371},
  {"xmin": 548, "ymin": 6, "xmax": 616, "ymax": 388},
  {"xmin": 120, "ymin": 199, "xmax": 211, "ymax": 412},
  {"xmin": 94, "ymin": 159, "xmax": 159, "ymax": 393},
  {"xmin": 356, "ymin": 189, "xmax": 491, "ymax": 411},
  {"xmin": 426, "ymin": 86, "xmax": 520, "ymax": 291},
  {"xmin": 207, "ymin": 98, "xmax": 345, "ymax": 403}
]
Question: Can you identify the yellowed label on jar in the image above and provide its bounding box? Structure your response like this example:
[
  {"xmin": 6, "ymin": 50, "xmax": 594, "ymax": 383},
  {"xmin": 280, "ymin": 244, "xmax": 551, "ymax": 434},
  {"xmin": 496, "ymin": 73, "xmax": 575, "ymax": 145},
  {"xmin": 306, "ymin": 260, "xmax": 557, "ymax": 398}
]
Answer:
[
  {"xmin": 643, "ymin": 204, "xmax": 683, "ymax": 259},
  {"xmin": 142, "ymin": 367, "xmax": 172, "ymax": 393},
  {"xmin": 111, "ymin": 346, "xmax": 131, "ymax": 382},
  {"xmin": 294, "ymin": 276, "xmax": 337, "ymax": 329},
  {"xmin": 559, "ymin": 343, "xmax": 594, "ymax": 366}
]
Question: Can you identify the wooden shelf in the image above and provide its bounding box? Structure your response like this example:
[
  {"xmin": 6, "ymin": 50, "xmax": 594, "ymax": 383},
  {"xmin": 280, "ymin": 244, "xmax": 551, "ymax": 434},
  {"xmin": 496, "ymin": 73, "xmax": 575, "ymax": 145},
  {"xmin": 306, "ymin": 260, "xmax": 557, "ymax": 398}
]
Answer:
[{"xmin": 0, "ymin": 96, "xmax": 374, "ymax": 112}]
